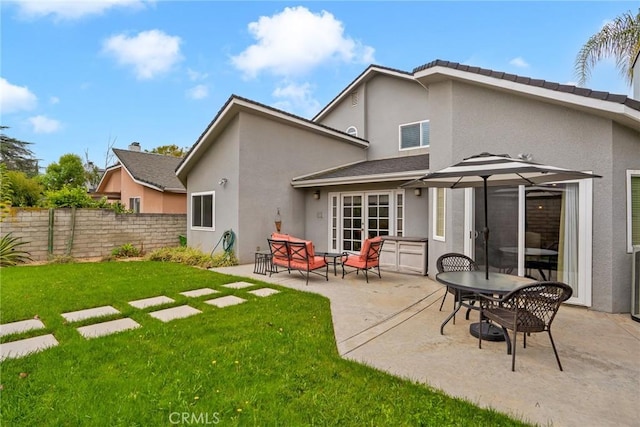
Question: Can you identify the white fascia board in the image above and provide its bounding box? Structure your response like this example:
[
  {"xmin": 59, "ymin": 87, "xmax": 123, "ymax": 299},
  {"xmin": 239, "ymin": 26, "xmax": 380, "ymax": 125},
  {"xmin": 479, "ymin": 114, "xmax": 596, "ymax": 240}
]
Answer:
[
  {"xmin": 177, "ymin": 97, "xmax": 368, "ymax": 179},
  {"xmin": 95, "ymin": 164, "xmax": 121, "ymax": 192},
  {"xmin": 291, "ymin": 170, "xmax": 430, "ymax": 188},
  {"xmin": 415, "ymin": 66, "xmax": 640, "ymax": 126}
]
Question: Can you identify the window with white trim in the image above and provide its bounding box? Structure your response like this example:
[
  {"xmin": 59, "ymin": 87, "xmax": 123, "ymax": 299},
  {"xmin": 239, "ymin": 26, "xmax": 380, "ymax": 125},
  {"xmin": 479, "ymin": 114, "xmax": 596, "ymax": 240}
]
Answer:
[
  {"xmin": 433, "ymin": 188, "xmax": 445, "ymax": 241},
  {"xmin": 192, "ymin": 191, "xmax": 215, "ymax": 230},
  {"xmin": 399, "ymin": 120, "xmax": 429, "ymax": 150},
  {"xmin": 628, "ymin": 170, "xmax": 640, "ymax": 252},
  {"xmin": 129, "ymin": 197, "xmax": 140, "ymax": 213}
]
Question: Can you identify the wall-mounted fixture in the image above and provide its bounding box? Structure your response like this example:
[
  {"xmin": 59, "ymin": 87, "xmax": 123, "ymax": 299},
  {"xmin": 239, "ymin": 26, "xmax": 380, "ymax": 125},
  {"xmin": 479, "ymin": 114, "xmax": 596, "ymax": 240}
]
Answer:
[
  {"xmin": 313, "ymin": 190, "xmax": 320, "ymax": 200},
  {"xmin": 274, "ymin": 208, "xmax": 282, "ymax": 233},
  {"xmin": 218, "ymin": 178, "xmax": 228, "ymax": 186},
  {"xmin": 414, "ymin": 188, "xmax": 422, "ymax": 197}
]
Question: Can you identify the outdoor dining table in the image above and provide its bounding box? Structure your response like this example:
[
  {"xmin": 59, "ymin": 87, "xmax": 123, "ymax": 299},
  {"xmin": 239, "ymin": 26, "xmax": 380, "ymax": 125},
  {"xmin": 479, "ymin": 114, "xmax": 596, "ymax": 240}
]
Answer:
[{"xmin": 435, "ymin": 271, "xmax": 534, "ymax": 347}]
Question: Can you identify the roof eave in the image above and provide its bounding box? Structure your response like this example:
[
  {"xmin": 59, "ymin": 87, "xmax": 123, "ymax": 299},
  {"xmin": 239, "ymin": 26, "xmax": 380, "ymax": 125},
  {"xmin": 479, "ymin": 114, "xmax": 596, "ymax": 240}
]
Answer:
[
  {"xmin": 414, "ymin": 66, "xmax": 640, "ymax": 129},
  {"xmin": 291, "ymin": 170, "xmax": 430, "ymax": 188},
  {"xmin": 176, "ymin": 96, "xmax": 369, "ymax": 183}
]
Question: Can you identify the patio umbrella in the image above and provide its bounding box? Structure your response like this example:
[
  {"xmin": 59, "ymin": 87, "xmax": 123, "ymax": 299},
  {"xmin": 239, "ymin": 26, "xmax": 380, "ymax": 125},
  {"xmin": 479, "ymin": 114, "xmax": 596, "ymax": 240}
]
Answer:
[{"xmin": 403, "ymin": 152, "xmax": 601, "ymax": 279}]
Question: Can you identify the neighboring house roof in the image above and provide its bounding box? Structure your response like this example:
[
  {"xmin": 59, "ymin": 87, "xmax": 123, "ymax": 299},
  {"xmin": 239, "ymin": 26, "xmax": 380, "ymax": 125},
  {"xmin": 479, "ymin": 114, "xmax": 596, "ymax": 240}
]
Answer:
[
  {"xmin": 97, "ymin": 149, "xmax": 186, "ymax": 193},
  {"xmin": 312, "ymin": 64, "xmax": 416, "ymax": 122},
  {"xmin": 176, "ymin": 95, "xmax": 369, "ymax": 184},
  {"xmin": 291, "ymin": 154, "xmax": 430, "ymax": 188},
  {"xmin": 413, "ymin": 59, "xmax": 640, "ymax": 129}
]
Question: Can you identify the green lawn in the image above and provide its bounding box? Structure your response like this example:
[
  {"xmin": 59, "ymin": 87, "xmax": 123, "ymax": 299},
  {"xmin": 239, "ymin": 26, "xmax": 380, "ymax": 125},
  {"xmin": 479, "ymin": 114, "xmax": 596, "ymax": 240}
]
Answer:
[{"xmin": 0, "ymin": 262, "xmax": 529, "ymax": 426}]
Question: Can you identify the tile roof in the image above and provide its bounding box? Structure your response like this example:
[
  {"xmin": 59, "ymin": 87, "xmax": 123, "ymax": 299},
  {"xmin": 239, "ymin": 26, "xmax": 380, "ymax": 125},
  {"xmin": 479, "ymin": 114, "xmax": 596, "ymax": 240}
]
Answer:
[
  {"xmin": 414, "ymin": 59, "xmax": 640, "ymax": 112},
  {"xmin": 112, "ymin": 148, "xmax": 185, "ymax": 191},
  {"xmin": 293, "ymin": 154, "xmax": 430, "ymax": 182}
]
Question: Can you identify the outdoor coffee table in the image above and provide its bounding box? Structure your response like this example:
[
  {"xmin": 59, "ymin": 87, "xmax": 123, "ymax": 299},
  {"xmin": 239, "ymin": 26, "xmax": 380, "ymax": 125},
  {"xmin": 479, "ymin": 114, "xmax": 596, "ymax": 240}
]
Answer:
[
  {"xmin": 435, "ymin": 271, "xmax": 534, "ymax": 347},
  {"xmin": 317, "ymin": 252, "xmax": 342, "ymax": 276}
]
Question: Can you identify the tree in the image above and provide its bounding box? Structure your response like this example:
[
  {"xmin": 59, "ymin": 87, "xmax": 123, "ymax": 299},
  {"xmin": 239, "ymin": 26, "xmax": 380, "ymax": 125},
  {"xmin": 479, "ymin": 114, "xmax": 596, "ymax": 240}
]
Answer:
[
  {"xmin": 146, "ymin": 144, "xmax": 188, "ymax": 157},
  {"xmin": 5, "ymin": 170, "xmax": 43, "ymax": 207},
  {"xmin": 0, "ymin": 126, "xmax": 39, "ymax": 176},
  {"xmin": 575, "ymin": 9, "xmax": 640, "ymax": 87},
  {"xmin": 41, "ymin": 154, "xmax": 86, "ymax": 191}
]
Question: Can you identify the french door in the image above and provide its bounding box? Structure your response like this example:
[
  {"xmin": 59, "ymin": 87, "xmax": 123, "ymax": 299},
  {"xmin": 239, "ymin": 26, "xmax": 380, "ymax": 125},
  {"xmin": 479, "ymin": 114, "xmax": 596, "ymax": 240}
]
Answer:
[
  {"xmin": 464, "ymin": 179, "xmax": 593, "ymax": 306},
  {"xmin": 328, "ymin": 191, "xmax": 402, "ymax": 253}
]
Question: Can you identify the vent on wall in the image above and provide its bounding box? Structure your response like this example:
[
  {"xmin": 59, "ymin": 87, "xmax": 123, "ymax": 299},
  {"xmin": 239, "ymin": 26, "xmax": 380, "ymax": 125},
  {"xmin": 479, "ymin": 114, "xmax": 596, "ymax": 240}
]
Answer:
[
  {"xmin": 346, "ymin": 126, "xmax": 358, "ymax": 137},
  {"xmin": 351, "ymin": 91, "xmax": 358, "ymax": 106}
]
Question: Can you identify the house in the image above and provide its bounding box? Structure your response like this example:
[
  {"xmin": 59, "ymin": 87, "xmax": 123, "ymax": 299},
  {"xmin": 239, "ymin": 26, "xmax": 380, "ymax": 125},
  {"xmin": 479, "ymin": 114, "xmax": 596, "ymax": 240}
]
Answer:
[
  {"xmin": 95, "ymin": 143, "xmax": 186, "ymax": 213},
  {"xmin": 176, "ymin": 60, "xmax": 640, "ymax": 314}
]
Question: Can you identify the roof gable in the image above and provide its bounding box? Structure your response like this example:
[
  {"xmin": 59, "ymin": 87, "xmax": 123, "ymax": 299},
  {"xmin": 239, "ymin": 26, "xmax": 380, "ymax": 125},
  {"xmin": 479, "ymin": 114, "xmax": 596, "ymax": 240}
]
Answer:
[
  {"xmin": 112, "ymin": 149, "xmax": 185, "ymax": 192},
  {"xmin": 176, "ymin": 95, "xmax": 369, "ymax": 183},
  {"xmin": 312, "ymin": 64, "xmax": 415, "ymax": 122},
  {"xmin": 413, "ymin": 59, "xmax": 640, "ymax": 129}
]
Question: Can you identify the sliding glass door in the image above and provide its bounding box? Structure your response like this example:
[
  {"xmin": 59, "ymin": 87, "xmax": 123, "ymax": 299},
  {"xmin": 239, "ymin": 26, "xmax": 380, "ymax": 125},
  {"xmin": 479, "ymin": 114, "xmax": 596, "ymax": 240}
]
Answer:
[{"xmin": 466, "ymin": 180, "xmax": 592, "ymax": 306}]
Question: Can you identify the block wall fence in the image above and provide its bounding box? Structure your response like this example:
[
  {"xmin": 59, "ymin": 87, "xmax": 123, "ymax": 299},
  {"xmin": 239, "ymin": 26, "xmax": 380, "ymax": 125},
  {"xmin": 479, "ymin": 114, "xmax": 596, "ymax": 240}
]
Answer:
[{"xmin": 1, "ymin": 208, "xmax": 187, "ymax": 262}]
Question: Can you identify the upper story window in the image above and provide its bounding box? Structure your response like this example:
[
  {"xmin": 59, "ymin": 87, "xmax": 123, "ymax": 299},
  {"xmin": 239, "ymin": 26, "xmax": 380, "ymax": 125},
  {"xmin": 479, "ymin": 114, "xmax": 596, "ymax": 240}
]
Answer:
[
  {"xmin": 346, "ymin": 126, "xmax": 358, "ymax": 137},
  {"xmin": 399, "ymin": 120, "xmax": 430, "ymax": 150},
  {"xmin": 192, "ymin": 191, "xmax": 215, "ymax": 230}
]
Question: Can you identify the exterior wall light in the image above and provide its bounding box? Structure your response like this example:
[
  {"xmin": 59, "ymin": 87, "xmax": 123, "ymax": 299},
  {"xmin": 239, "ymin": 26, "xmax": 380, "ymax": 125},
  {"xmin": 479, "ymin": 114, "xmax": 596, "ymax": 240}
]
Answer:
[
  {"xmin": 219, "ymin": 178, "xmax": 228, "ymax": 186},
  {"xmin": 313, "ymin": 190, "xmax": 320, "ymax": 200},
  {"xmin": 414, "ymin": 188, "xmax": 422, "ymax": 197}
]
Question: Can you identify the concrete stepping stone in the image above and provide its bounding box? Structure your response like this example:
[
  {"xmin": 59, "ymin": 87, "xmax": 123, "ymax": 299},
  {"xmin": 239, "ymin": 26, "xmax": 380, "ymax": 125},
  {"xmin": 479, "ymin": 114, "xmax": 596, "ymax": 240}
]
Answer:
[
  {"xmin": 77, "ymin": 318, "xmax": 141, "ymax": 339},
  {"xmin": 0, "ymin": 334, "xmax": 59, "ymax": 361},
  {"xmin": 222, "ymin": 281, "xmax": 255, "ymax": 289},
  {"xmin": 205, "ymin": 295, "xmax": 247, "ymax": 308},
  {"xmin": 179, "ymin": 288, "xmax": 219, "ymax": 298},
  {"xmin": 0, "ymin": 318, "xmax": 46, "ymax": 338},
  {"xmin": 148, "ymin": 305, "xmax": 201, "ymax": 322},
  {"xmin": 248, "ymin": 288, "xmax": 280, "ymax": 297},
  {"xmin": 61, "ymin": 306, "xmax": 120, "ymax": 323},
  {"xmin": 128, "ymin": 295, "xmax": 174, "ymax": 309}
]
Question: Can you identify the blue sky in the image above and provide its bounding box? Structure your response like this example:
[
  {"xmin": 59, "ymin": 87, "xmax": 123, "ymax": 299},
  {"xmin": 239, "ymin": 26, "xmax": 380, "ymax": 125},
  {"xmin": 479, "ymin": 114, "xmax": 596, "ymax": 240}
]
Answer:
[{"xmin": 1, "ymin": 1, "xmax": 637, "ymax": 169}]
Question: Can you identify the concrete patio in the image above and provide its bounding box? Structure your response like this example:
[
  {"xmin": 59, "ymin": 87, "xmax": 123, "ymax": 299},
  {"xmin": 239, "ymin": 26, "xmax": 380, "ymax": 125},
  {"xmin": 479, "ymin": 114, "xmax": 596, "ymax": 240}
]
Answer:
[{"xmin": 211, "ymin": 264, "xmax": 639, "ymax": 427}]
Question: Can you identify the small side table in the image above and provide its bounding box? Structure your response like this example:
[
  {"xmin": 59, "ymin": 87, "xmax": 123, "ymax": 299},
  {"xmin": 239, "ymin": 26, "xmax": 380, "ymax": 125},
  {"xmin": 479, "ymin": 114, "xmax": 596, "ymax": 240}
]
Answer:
[
  {"xmin": 254, "ymin": 250, "xmax": 273, "ymax": 275},
  {"xmin": 317, "ymin": 252, "xmax": 342, "ymax": 276}
]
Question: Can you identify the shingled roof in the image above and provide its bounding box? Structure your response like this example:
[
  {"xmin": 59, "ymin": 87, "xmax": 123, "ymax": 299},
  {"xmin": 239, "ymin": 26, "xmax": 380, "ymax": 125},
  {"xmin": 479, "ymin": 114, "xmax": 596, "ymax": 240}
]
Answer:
[
  {"xmin": 292, "ymin": 154, "xmax": 430, "ymax": 187},
  {"xmin": 112, "ymin": 148, "xmax": 185, "ymax": 192},
  {"xmin": 414, "ymin": 59, "xmax": 640, "ymax": 112}
]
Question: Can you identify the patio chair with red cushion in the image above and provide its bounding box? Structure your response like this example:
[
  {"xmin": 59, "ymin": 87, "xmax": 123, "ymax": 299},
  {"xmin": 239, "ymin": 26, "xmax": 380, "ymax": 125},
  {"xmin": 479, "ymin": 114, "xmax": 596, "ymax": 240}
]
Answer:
[
  {"xmin": 478, "ymin": 281, "xmax": 573, "ymax": 371},
  {"xmin": 341, "ymin": 237, "xmax": 384, "ymax": 283}
]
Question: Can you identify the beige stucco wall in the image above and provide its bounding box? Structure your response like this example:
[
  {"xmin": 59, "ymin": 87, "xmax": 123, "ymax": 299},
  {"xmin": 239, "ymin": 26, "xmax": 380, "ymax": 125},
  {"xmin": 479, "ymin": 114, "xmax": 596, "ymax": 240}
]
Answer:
[{"xmin": 100, "ymin": 165, "xmax": 186, "ymax": 214}]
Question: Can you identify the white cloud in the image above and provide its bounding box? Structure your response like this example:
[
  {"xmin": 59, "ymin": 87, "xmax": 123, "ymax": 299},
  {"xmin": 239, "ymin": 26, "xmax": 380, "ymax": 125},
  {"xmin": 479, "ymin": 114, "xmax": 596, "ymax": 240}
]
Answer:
[
  {"xmin": 11, "ymin": 0, "xmax": 149, "ymax": 21},
  {"xmin": 509, "ymin": 57, "xmax": 529, "ymax": 68},
  {"xmin": 186, "ymin": 84, "xmax": 209, "ymax": 100},
  {"xmin": 102, "ymin": 29, "xmax": 183, "ymax": 79},
  {"xmin": 272, "ymin": 81, "xmax": 320, "ymax": 118},
  {"xmin": 28, "ymin": 115, "xmax": 62, "ymax": 133},
  {"xmin": 0, "ymin": 77, "xmax": 38, "ymax": 113},
  {"xmin": 231, "ymin": 6, "xmax": 375, "ymax": 78},
  {"xmin": 187, "ymin": 68, "xmax": 208, "ymax": 81},
  {"xmin": 50, "ymin": 96, "xmax": 60, "ymax": 104}
]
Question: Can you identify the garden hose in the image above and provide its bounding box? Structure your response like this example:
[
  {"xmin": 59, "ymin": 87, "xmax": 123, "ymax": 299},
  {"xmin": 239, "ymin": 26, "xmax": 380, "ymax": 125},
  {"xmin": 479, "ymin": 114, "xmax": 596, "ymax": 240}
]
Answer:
[{"xmin": 211, "ymin": 229, "xmax": 235, "ymax": 259}]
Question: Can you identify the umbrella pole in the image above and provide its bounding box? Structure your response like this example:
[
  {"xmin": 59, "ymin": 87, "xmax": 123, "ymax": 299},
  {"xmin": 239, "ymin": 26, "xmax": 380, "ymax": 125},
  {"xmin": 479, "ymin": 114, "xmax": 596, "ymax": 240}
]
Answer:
[{"xmin": 482, "ymin": 176, "xmax": 489, "ymax": 280}]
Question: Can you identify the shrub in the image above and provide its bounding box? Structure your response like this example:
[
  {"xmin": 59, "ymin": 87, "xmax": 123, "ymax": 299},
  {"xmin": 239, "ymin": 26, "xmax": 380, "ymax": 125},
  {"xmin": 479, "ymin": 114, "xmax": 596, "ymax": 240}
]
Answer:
[
  {"xmin": 0, "ymin": 233, "xmax": 32, "ymax": 266},
  {"xmin": 145, "ymin": 246, "xmax": 238, "ymax": 269},
  {"xmin": 111, "ymin": 243, "xmax": 141, "ymax": 258}
]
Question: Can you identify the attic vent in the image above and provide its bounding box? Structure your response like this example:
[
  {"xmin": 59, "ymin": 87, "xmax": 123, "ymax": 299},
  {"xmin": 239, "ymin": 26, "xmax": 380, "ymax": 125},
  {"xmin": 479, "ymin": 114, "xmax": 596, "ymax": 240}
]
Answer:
[
  {"xmin": 351, "ymin": 91, "xmax": 358, "ymax": 106},
  {"xmin": 346, "ymin": 126, "xmax": 358, "ymax": 137}
]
